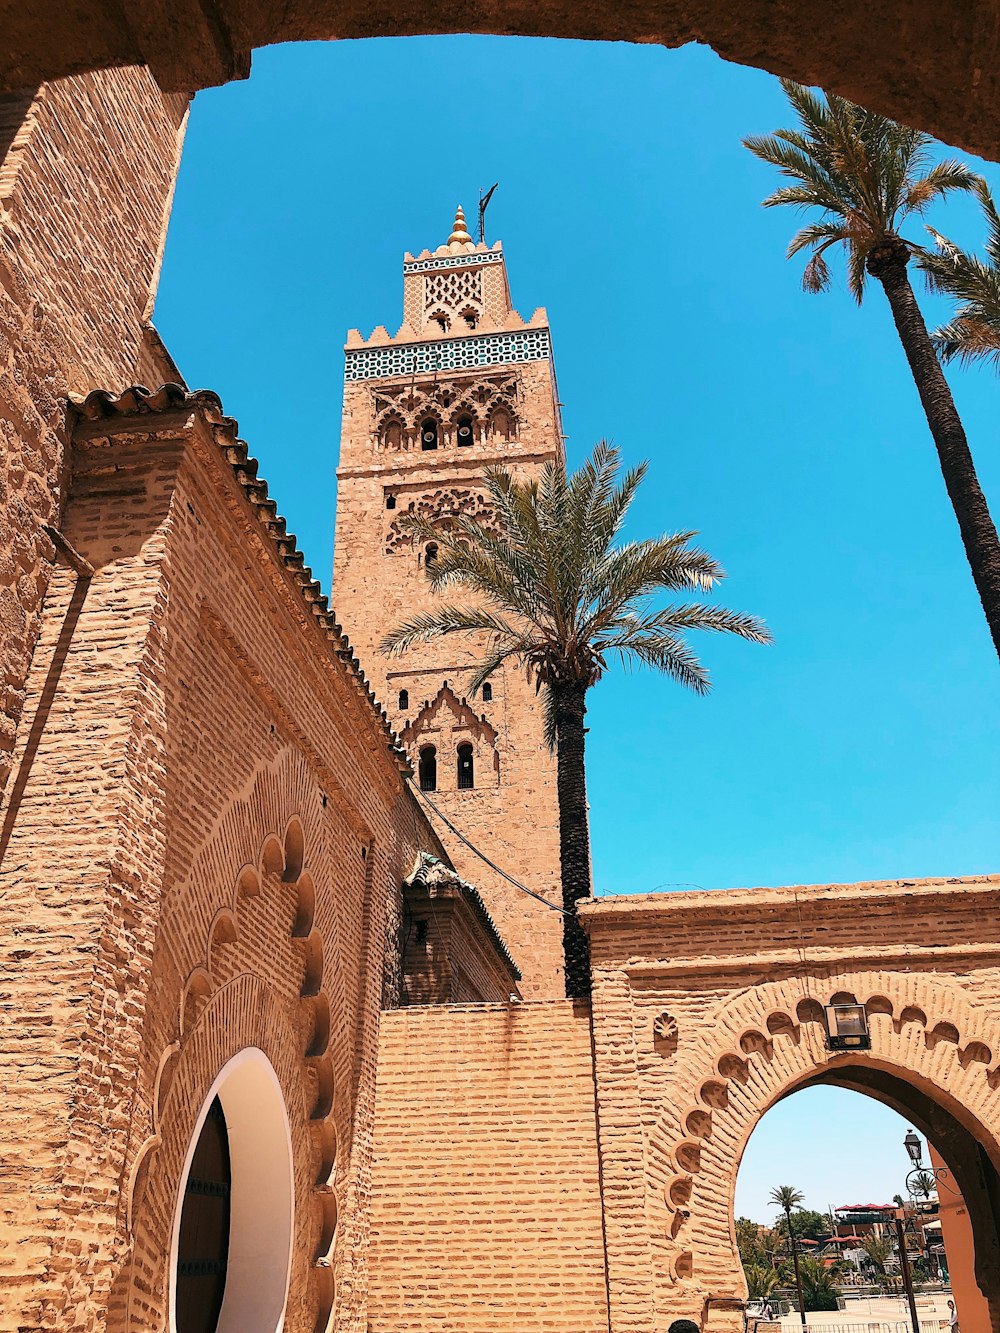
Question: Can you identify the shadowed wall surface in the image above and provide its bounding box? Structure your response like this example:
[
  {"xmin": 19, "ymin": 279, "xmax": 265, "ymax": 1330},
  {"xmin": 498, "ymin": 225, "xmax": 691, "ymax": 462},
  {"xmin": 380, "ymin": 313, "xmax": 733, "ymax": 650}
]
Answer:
[{"xmin": 3, "ymin": 2, "xmax": 1000, "ymax": 162}]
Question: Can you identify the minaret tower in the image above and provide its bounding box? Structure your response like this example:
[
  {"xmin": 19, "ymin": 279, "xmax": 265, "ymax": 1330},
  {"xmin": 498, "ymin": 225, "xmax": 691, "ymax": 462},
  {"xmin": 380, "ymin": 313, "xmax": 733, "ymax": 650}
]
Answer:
[{"xmin": 333, "ymin": 206, "xmax": 564, "ymax": 998}]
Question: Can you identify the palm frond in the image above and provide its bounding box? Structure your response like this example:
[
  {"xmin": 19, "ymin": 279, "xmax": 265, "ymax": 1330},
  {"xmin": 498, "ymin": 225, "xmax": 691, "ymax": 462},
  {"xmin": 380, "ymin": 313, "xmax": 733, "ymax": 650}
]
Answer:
[
  {"xmin": 381, "ymin": 444, "xmax": 768, "ymax": 734},
  {"xmin": 380, "ymin": 604, "xmax": 521, "ymax": 656},
  {"xmin": 915, "ymin": 180, "xmax": 1000, "ymax": 370},
  {"xmin": 746, "ymin": 79, "xmax": 977, "ymax": 305}
]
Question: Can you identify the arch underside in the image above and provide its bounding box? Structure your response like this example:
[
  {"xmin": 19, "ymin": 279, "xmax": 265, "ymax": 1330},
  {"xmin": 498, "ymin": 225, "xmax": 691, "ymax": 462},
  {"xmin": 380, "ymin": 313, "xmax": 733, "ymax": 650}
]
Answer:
[
  {"xmin": 650, "ymin": 969, "xmax": 1000, "ymax": 1328},
  {"xmin": 3, "ymin": 1, "xmax": 1000, "ymax": 165}
]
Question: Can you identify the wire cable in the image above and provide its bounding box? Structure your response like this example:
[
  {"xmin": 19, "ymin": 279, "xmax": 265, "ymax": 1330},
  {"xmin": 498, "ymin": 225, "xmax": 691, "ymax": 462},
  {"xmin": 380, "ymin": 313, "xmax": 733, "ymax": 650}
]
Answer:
[{"xmin": 407, "ymin": 775, "xmax": 569, "ymax": 915}]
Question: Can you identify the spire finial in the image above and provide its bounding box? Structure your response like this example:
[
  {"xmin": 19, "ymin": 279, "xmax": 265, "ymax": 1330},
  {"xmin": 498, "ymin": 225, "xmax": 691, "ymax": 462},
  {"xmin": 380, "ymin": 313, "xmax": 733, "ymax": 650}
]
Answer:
[{"xmin": 448, "ymin": 204, "xmax": 473, "ymax": 247}]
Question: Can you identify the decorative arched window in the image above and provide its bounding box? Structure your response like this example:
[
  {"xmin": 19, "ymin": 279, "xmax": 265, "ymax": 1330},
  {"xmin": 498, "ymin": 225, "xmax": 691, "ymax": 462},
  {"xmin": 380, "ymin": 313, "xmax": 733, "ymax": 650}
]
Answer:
[
  {"xmin": 175, "ymin": 1096, "xmax": 231, "ymax": 1333},
  {"xmin": 381, "ymin": 420, "xmax": 403, "ymax": 451},
  {"xmin": 481, "ymin": 682, "xmax": 493, "ymax": 703},
  {"xmin": 456, "ymin": 415, "xmax": 474, "ymax": 447},
  {"xmin": 419, "ymin": 745, "xmax": 437, "ymax": 792},
  {"xmin": 398, "ymin": 689, "xmax": 409, "ymax": 711},
  {"xmin": 424, "ymin": 542, "xmax": 438, "ymax": 570},
  {"xmin": 457, "ymin": 743, "xmax": 474, "ymax": 790},
  {"xmin": 385, "ymin": 495, "xmax": 396, "ymax": 510},
  {"xmin": 491, "ymin": 408, "xmax": 513, "ymax": 441},
  {"xmin": 420, "ymin": 418, "xmax": 438, "ymax": 451}
]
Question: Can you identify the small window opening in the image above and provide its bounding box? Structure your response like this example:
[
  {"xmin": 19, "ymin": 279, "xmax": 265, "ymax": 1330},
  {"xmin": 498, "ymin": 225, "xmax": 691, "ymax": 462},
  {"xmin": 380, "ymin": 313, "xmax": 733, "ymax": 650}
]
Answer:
[
  {"xmin": 382, "ymin": 420, "xmax": 402, "ymax": 450},
  {"xmin": 491, "ymin": 408, "xmax": 513, "ymax": 441},
  {"xmin": 418, "ymin": 745, "xmax": 437, "ymax": 792},
  {"xmin": 420, "ymin": 418, "xmax": 438, "ymax": 451},
  {"xmin": 414, "ymin": 919, "xmax": 428, "ymax": 945},
  {"xmin": 482, "ymin": 682, "xmax": 493, "ymax": 703},
  {"xmin": 463, "ymin": 311, "xmax": 478, "ymax": 329},
  {"xmin": 398, "ymin": 688, "xmax": 409, "ymax": 711},
  {"xmin": 433, "ymin": 314, "xmax": 449, "ymax": 333},
  {"xmin": 386, "ymin": 495, "xmax": 396, "ymax": 510},
  {"xmin": 424, "ymin": 542, "xmax": 438, "ymax": 569},
  {"xmin": 457, "ymin": 743, "xmax": 474, "ymax": 790},
  {"xmin": 456, "ymin": 415, "xmax": 474, "ymax": 447}
]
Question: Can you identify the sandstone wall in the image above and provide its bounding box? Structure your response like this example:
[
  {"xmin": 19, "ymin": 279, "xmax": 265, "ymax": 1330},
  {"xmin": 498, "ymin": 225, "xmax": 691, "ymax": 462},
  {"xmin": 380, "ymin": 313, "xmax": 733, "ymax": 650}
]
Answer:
[
  {"xmin": 0, "ymin": 69, "xmax": 185, "ymax": 799},
  {"xmin": 369, "ymin": 999, "xmax": 609, "ymax": 1333},
  {"xmin": 579, "ymin": 876, "xmax": 1000, "ymax": 1333},
  {"xmin": 5, "ymin": 1, "xmax": 1000, "ymax": 173},
  {"xmin": 0, "ymin": 393, "xmax": 442, "ymax": 1333}
]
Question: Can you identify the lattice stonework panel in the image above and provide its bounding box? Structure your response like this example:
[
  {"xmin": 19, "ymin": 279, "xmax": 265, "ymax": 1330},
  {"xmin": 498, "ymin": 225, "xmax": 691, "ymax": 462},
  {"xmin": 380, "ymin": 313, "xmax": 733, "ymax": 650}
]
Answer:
[
  {"xmin": 345, "ymin": 329, "xmax": 550, "ymax": 382},
  {"xmin": 373, "ymin": 371, "xmax": 519, "ymax": 430},
  {"xmin": 386, "ymin": 487, "xmax": 495, "ymax": 555},
  {"xmin": 403, "ymin": 252, "xmax": 505, "ymax": 274},
  {"xmin": 424, "ymin": 267, "xmax": 482, "ymax": 311}
]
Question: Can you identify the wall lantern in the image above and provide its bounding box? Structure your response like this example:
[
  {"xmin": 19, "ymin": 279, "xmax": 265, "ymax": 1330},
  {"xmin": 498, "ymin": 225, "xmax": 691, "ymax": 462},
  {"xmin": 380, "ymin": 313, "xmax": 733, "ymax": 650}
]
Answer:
[
  {"xmin": 824, "ymin": 1003, "xmax": 871, "ymax": 1051},
  {"xmin": 904, "ymin": 1128, "xmax": 923, "ymax": 1167}
]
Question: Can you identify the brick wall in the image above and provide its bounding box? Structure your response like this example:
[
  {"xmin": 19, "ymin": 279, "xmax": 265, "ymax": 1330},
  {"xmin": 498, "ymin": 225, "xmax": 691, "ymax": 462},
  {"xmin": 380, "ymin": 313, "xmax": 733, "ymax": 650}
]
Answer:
[
  {"xmin": 579, "ymin": 877, "xmax": 1000, "ymax": 1333},
  {"xmin": 0, "ymin": 68, "xmax": 186, "ymax": 797},
  {"xmin": 0, "ymin": 394, "xmax": 445, "ymax": 1332},
  {"xmin": 369, "ymin": 999, "xmax": 610, "ymax": 1333}
]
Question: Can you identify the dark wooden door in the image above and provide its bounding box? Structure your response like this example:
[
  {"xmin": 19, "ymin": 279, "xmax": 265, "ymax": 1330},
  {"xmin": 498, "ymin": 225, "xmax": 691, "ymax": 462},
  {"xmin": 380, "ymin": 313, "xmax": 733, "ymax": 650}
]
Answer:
[{"xmin": 175, "ymin": 1096, "xmax": 231, "ymax": 1333}]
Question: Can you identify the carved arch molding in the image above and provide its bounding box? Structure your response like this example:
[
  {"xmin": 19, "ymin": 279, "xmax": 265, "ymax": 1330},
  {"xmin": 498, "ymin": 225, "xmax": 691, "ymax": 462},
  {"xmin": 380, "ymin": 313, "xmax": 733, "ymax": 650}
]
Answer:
[
  {"xmin": 120, "ymin": 749, "xmax": 356, "ymax": 1333},
  {"xmin": 646, "ymin": 970, "xmax": 1000, "ymax": 1293}
]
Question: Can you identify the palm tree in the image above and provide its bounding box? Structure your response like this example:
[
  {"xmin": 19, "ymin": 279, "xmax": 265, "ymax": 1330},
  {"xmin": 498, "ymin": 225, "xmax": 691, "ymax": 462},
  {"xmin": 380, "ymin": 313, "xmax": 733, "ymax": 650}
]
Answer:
[
  {"xmin": 863, "ymin": 1234, "xmax": 893, "ymax": 1290},
  {"xmin": 744, "ymin": 1262, "xmax": 782, "ymax": 1300},
  {"xmin": 798, "ymin": 1255, "xmax": 844, "ymax": 1312},
  {"xmin": 745, "ymin": 80, "xmax": 1000, "ymax": 661},
  {"xmin": 919, "ymin": 178, "xmax": 1000, "ymax": 369},
  {"xmin": 770, "ymin": 1185, "xmax": 807, "ymax": 1326},
  {"xmin": 380, "ymin": 442, "xmax": 770, "ymax": 998}
]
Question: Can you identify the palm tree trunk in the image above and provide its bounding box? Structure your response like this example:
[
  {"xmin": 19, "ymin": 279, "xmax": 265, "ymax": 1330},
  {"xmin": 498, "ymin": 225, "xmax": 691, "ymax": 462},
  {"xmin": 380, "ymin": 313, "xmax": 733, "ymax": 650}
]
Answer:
[
  {"xmin": 552, "ymin": 680, "xmax": 593, "ymax": 999},
  {"xmin": 786, "ymin": 1205, "xmax": 807, "ymax": 1327},
  {"xmin": 867, "ymin": 239, "xmax": 1000, "ymax": 661}
]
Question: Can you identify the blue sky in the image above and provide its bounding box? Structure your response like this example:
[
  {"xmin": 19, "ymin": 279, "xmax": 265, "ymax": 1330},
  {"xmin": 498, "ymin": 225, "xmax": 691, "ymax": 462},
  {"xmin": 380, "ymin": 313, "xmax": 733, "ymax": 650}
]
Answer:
[{"xmin": 153, "ymin": 36, "xmax": 999, "ymax": 1216}]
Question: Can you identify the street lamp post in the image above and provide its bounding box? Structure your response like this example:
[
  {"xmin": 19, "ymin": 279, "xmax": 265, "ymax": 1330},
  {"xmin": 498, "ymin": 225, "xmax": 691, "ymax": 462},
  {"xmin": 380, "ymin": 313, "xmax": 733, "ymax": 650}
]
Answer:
[{"xmin": 894, "ymin": 1206, "xmax": 921, "ymax": 1333}]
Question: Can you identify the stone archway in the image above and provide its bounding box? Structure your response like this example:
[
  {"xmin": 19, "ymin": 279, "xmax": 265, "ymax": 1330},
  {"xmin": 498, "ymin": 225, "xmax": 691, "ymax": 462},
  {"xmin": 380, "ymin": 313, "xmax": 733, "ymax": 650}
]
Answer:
[
  {"xmin": 580, "ymin": 874, "xmax": 1000, "ymax": 1333},
  {"xmin": 654, "ymin": 974, "xmax": 1000, "ymax": 1331},
  {"xmin": 4, "ymin": 0, "xmax": 1000, "ymax": 162}
]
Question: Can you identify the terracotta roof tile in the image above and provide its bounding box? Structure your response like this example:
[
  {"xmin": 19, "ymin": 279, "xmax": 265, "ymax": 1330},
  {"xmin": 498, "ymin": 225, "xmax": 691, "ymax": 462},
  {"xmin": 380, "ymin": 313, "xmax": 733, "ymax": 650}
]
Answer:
[{"xmin": 405, "ymin": 851, "xmax": 521, "ymax": 981}]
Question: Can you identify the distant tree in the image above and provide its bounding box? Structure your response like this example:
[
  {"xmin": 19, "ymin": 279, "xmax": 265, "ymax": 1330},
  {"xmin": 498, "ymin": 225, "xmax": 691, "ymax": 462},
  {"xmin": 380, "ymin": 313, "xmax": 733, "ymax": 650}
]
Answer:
[
  {"xmin": 737, "ymin": 1216, "xmax": 763, "ymax": 1266},
  {"xmin": 745, "ymin": 1263, "xmax": 783, "ymax": 1300},
  {"xmin": 744, "ymin": 80, "xmax": 1000, "ymax": 661},
  {"xmin": 862, "ymin": 1233, "xmax": 894, "ymax": 1290},
  {"xmin": 776, "ymin": 1207, "xmax": 831, "ymax": 1242},
  {"xmin": 910, "ymin": 1171, "xmax": 936, "ymax": 1200},
  {"xmin": 771, "ymin": 1186, "xmax": 807, "ymax": 1325},
  {"xmin": 863, "ymin": 1235, "xmax": 892, "ymax": 1272},
  {"xmin": 799, "ymin": 1256, "xmax": 843, "ymax": 1311}
]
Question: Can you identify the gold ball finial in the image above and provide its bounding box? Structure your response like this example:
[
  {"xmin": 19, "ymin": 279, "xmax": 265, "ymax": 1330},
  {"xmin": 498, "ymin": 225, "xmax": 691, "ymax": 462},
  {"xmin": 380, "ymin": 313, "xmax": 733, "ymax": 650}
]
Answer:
[{"xmin": 448, "ymin": 204, "xmax": 472, "ymax": 246}]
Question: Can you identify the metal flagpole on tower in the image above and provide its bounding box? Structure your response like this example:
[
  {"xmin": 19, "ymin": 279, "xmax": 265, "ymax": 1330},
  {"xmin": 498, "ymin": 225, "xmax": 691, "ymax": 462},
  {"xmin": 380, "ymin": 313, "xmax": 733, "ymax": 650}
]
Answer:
[{"xmin": 478, "ymin": 183, "xmax": 498, "ymax": 244}]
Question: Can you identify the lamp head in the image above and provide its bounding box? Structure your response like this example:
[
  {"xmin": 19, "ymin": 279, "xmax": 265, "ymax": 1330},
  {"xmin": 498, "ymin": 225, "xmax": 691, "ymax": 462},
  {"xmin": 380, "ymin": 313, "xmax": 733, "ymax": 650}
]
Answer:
[{"xmin": 904, "ymin": 1128, "xmax": 923, "ymax": 1167}]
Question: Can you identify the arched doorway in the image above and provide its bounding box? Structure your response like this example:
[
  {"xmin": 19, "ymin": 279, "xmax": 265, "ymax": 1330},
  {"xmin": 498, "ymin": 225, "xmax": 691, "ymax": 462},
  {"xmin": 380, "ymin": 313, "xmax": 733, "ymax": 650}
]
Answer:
[
  {"xmin": 169, "ymin": 1048, "xmax": 295, "ymax": 1333},
  {"xmin": 650, "ymin": 983, "xmax": 1000, "ymax": 1333},
  {"xmin": 735, "ymin": 1079, "xmax": 998, "ymax": 1333},
  {"xmin": 581, "ymin": 875, "xmax": 1000, "ymax": 1333}
]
